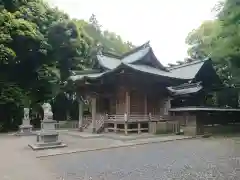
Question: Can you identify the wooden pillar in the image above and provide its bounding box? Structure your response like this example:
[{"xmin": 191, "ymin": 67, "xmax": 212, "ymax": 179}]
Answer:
[
  {"xmin": 104, "ymin": 114, "xmax": 109, "ymax": 133},
  {"xmin": 238, "ymin": 91, "xmax": 240, "ymax": 108},
  {"xmin": 164, "ymin": 97, "xmax": 171, "ymax": 115},
  {"xmin": 124, "ymin": 113, "xmax": 128, "ymax": 135},
  {"xmin": 125, "ymin": 90, "xmax": 130, "ymax": 114},
  {"xmin": 148, "ymin": 113, "xmax": 152, "ymax": 133},
  {"xmin": 124, "ymin": 90, "xmax": 130, "ymax": 135},
  {"xmin": 196, "ymin": 113, "xmax": 204, "ymax": 135},
  {"xmin": 114, "ymin": 122, "xmax": 117, "ymax": 133},
  {"xmin": 138, "ymin": 123, "xmax": 141, "ymax": 134},
  {"xmin": 144, "ymin": 94, "xmax": 148, "ymax": 115},
  {"xmin": 78, "ymin": 99, "xmax": 83, "ymax": 132},
  {"xmin": 185, "ymin": 112, "xmax": 189, "ymax": 125},
  {"xmin": 91, "ymin": 96, "xmax": 96, "ymax": 133}
]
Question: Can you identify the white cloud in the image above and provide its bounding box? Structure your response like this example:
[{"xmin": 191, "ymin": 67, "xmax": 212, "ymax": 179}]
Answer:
[{"xmin": 47, "ymin": 0, "xmax": 218, "ymax": 65}]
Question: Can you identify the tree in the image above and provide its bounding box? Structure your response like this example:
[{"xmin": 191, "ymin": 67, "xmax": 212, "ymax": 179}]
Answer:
[
  {"xmin": 185, "ymin": 0, "xmax": 240, "ymax": 86},
  {"xmin": 186, "ymin": 20, "xmax": 221, "ymax": 60},
  {"xmin": 0, "ymin": 0, "xmax": 91, "ymax": 130},
  {"xmin": 48, "ymin": 20, "xmax": 90, "ymax": 81},
  {"xmin": 185, "ymin": 0, "xmax": 240, "ymax": 107},
  {"xmin": 89, "ymin": 14, "xmax": 101, "ymax": 30},
  {"xmin": 0, "ymin": 0, "xmax": 135, "ymax": 130}
]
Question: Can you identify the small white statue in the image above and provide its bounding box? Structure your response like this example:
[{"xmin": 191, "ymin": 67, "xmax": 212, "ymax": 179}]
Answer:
[
  {"xmin": 42, "ymin": 103, "xmax": 53, "ymax": 121},
  {"xmin": 22, "ymin": 108, "xmax": 30, "ymax": 125},
  {"xmin": 24, "ymin": 108, "xmax": 29, "ymax": 121}
]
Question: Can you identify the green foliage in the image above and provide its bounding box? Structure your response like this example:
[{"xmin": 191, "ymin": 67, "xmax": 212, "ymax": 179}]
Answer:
[
  {"xmin": 83, "ymin": 24, "xmax": 133, "ymax": 55},
  {"xmin": 0, "ymin": 1, "xmax": 134, "ymax": 131},
  {"xmin": 0, "ymin": 0, "xmax": 82, "ymax": 130},
  {"xmin": 186, "ymin": 0, "xmax": 240, "ymax": 86},
  {"xmin": 82, "ymin": 14, "xmax": 134, "ymax": 55},
  {"xmin": 186, "ymin": 20, "xmax": 221, "ymax": 60},
  {"xmin": 48, "ymin": 20, "xmax": 91, "ymax": 81}
]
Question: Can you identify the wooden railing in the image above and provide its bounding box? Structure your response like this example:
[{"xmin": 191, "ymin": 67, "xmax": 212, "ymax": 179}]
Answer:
[
  {"xmin": 107, "ymin": 114, "xmax": 125, "ymax": 121},
  {"xmin": 55, "ymin": 121, "xmax": 79, "ymax": 129},
  {"xmin": 107, "ymin": 113, "xmax": 151, "ymax": 122},
  {"xmin": 83, "ymin": 116, "xmax": 92, "ymax": 128},
  {"xmin": 82, "ymin": 114, "xmax": 106, "ymax": 133},
  {"xmin": 128, "ymin": 114, "xmax": 149, "ymax": 122},
  {"xmin": 104, "ymin": 113, "xmax": 151, "ymax": 134},
  {"xmin": 54, "ymin": 116, "xmax": 93, "ymax": 130},
  {"xmin": 95, "ymin": 114, "xmax": 106, "ymax": 133},
  {"xmin": 56, "ymin": 113, "xmax": 176, "ymax": 134},
  {"xmin": 82, "ymin": 113, "xmax": 171, "ymax": 125}
]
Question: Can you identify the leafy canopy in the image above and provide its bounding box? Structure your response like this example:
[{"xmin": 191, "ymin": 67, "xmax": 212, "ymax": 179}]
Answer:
[{"xmin": 186, "ymin": 0, "xmax": 240, "ymax": 86}]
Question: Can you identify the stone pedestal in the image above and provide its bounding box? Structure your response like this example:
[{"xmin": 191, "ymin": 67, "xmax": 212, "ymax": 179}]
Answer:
[
  {"xmin": 16, "ymin": 108, "xmax": 33, "ymax": 136},
  {"xmin": 29, "ymin": 103, "xmax": 66, "ymax": 150},
  {"xmin": 29, "ymin": 131, "xmax": 66, "ymax": 150},
  {"xmin": 41, "ymin": 120, "xmax": 56, "ymax": 130},
  {"xmin": 17, "ymin": 124, "xmax": 33, "ymax": 136}
]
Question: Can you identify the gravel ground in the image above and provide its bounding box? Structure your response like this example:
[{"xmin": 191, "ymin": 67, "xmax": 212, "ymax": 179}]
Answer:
[{"xmin": 40, "ymin": 138, "xmax": 240, "ymax": 180}]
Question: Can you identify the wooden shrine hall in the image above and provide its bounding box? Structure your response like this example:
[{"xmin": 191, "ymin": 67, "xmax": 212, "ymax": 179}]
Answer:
[{"xmin": 68, "ymin": 41, "xmax": 222, "ymax": 135}]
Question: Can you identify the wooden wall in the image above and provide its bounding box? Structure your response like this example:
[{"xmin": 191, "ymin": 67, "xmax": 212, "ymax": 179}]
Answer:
[
  {"xmin": 130, "ymin": 89, "xmax": 145, "ymax": 114},
  {"xmin": 96, "ymin": 86, "xmax": 167, "ymax": 116},
  {"xmin": 115, "ymin": 87, "xmax": 126, "ymax": 114},
  {"xmin": 116, "ymin": 87, "xmax": 165, "ymax": 115},
  {"xmin": 147, "ymin": 95, "xmax": 161, "ymax": 115},
  {"xmin": 109, "ymin": 98, "xmax": 116, "ymax": 114}
]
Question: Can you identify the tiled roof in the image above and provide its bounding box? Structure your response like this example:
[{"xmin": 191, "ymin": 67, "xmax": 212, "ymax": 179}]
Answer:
[
  {"xmin": 96, "ymin": 41, "xmax": 166, "ymax": 71},
  {"xmin": 167, "ymin": 60, "xmax": 206, "ymax": 80},
  {"xmin": 96, "ymin": 55, "xmax": 121, "ymax": 70},
  {"xmin": 69, "ymin": 42, "xmax": 212, "ymax": 82},
  {"xmin": 122, "ymin": 46, "xmax": 150, "ymax": 64},
  {"xmin": 121, "ymin": 41, "xmax": 150, "ymax": 57},
  {"xmin": 125, "ymin": 64, "xmax": 187, "ymax": 80},
  {"xmin": 167, "ymin": 82, "xmax": 203, "ymax": 96},
  {"xmin": 69, "ymin": 72, "xmax": 105, "ymax": 82}
]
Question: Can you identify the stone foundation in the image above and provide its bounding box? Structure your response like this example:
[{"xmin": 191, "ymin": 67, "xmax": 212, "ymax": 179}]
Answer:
[
  {"xmin": 150, "ymin": 121, "xmax": 180, "ymax": 134},
  {"xmin": 180, "ymin": 114, "xmax": 199, "ymax": 136},
  {"xmin": 156, "ymin": 122, "xmax": 168, "ymax": 134},
  {"xmin": 181, "ymin": 126, "xmax": 197, "ymax": 136}
]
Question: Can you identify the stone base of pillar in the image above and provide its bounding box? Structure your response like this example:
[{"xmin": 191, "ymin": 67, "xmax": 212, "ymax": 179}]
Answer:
[
  {"xmin": 138, "ymin": 123, "xmax": 141, "ymax": 134},
  {"xmin": 92, "ymin": 127, "xmax": 96, "ymax": 133},
  {"xmin": 124, "ymin": 123, "xmax": 128, "ymax": 135},
  {"xmin": 104, "ymin": 128, "xmax": 109, "ymax": 133},
  {"xmin": 79, "ymin": 126, "xmax": 83, "ymax": 132}
]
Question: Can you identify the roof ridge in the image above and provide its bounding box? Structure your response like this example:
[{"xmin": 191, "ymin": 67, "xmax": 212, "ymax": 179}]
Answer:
[
  {"xmin": 167, "ymin": 59, "xmax": 208, "ymax": 70},
  {"xmin": 170, "ymin": 82, "xmax": 202, "ymax": 90},
  {"xmin": 121, "ymin": 41, "xmax": 150, "ymax": 58},
  {"xmin": 100, "ymin": 51, "xmax": 121, "ymax": 59}
]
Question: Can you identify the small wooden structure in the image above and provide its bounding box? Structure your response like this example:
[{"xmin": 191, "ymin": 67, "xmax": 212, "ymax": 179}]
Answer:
[
  {"xmin": 169, "ymin": 107, "xmax": 240, "ymax": 136},
  {"xmin": 68, "ymin": 42, "xmax": 222, "ymax": 135}
]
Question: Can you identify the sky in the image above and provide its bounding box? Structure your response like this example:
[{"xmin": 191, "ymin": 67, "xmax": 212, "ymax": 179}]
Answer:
[{"xmin": 48, "ymin": 0, "xmax": 219, "ymax": 65}]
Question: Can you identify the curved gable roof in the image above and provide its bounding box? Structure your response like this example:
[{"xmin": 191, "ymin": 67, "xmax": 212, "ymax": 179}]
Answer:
[
  {"xmin": 167, "ymin": 60, "xmax": 206, "ymax": 80},
  {"xmin": 96, "ymin": 41, "xmax": 167, "ymax": 71},
  {"xmin": 97, "ymin": 54, "xmax": 121, "ymax": 70},
  {"xmin": 70, "ymin": 45, "xmax": 219, "ymax": 84}
]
